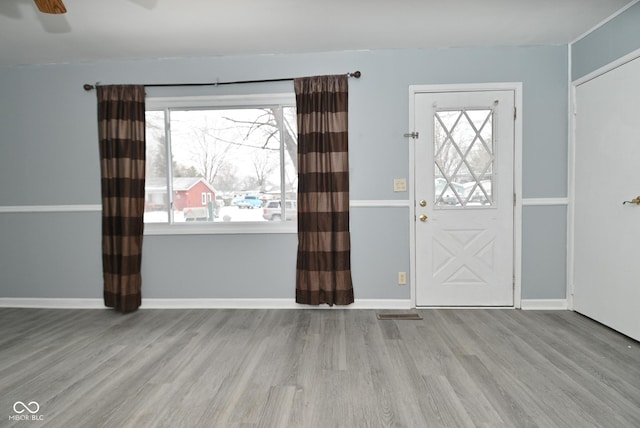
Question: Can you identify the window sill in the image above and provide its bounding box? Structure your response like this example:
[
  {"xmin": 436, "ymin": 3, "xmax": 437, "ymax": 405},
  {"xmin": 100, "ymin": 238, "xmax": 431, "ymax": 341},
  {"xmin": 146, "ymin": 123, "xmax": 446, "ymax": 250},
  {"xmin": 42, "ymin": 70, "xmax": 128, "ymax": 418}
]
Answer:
[{"xmin": 144, "ymin": 222, "xmax": 297, "ymax": 235}]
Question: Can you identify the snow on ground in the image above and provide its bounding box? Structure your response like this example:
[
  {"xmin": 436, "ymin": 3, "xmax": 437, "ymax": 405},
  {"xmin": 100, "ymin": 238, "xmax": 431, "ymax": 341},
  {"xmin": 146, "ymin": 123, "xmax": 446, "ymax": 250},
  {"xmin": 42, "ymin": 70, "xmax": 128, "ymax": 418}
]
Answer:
[{"xmin": 144, "ymin": 206, "xmax": 266, "ymax": 223}]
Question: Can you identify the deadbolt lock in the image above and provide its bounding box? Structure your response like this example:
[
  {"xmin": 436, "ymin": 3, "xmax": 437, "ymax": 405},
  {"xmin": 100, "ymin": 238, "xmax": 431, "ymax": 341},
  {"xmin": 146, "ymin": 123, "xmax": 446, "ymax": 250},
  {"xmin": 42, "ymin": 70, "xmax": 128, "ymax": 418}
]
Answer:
[{"xmin": 419, "ymin": 200, "xmax": 427, "ymax": 207}]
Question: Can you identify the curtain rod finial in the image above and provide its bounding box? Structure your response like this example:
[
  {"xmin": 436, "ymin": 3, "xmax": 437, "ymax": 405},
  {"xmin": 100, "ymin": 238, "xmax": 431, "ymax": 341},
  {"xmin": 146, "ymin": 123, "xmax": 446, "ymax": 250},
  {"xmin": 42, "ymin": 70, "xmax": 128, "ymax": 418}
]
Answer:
[
  {"xmin": 350, "ymin": 71, "xmax": 361, "ymax": 78},
  {"xmin": 83, "ymin": 84, "xmax": 95, "ymax": 91}
]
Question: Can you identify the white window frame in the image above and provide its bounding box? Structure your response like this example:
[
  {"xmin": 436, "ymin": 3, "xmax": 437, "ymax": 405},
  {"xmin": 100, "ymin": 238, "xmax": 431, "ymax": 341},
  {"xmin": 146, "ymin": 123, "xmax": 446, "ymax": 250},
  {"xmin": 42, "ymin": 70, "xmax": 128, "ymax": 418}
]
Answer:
[{"xmin": 144, "ymin": 93, "xmax": 297, "ymax": 235}]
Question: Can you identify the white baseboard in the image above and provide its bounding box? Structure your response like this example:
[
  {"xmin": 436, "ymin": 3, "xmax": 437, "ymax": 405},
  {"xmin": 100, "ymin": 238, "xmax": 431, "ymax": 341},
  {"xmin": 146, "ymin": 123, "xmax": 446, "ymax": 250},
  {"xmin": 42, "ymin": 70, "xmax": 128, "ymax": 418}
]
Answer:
[
  {"xmin": 0, "ymin": 298, "xmax": 105, "ymax": 309},
  {"xmin": 520, "ymin": 299, "xmax": 568, "ymax": 310},
  {"xmin": 0, "ymin": 298, "xmax": 412, "ymax": 310},
  {"xmin": 0, "ymin": 204, "xmax": 101, "ymax": 213},
  {"xmin": 142, "ymin": 298, "xmax": 412, "ymax": 309},
  {"xmin": 1, "ymin": 298, "xmax": 569, "ymax": 311}
]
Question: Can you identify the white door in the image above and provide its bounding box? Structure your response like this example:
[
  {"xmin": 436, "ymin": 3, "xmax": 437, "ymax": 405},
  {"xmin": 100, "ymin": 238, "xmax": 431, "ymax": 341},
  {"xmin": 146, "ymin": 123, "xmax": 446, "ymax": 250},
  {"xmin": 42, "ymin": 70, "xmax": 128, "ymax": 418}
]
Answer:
[
  {"xmin": 414, "ymin": 90, "xmax": 515, "ymax": 306},
  {"xmin": 573, "ymin": 55, "xmax": 640, "ymax": 341}
]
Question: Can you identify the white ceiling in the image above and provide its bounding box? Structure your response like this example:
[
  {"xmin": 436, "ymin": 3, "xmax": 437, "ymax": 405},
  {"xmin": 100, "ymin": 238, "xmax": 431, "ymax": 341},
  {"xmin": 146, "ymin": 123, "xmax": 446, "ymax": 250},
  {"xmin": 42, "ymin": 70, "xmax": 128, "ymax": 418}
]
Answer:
[{"xmin": 0, "ymin": 0, "xmax": 634, "ymax": 67}]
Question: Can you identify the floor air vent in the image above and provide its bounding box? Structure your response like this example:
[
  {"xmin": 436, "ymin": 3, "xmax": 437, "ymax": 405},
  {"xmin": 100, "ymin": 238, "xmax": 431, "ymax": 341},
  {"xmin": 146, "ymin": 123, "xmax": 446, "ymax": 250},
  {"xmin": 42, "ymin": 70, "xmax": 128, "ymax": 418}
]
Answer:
[{"xmin": 376, "ymin": 313, "xmax": 423, "ymax": 320}]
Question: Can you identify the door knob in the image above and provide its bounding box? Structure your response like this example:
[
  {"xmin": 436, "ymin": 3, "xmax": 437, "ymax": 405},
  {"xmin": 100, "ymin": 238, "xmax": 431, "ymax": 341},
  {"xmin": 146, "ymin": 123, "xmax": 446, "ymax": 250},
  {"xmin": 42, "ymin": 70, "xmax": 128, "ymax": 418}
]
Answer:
[
  {"xmin": 419, "ymin": 214, "xmax": 428, "ymax": 222},
  {"xmin": 419, "ymin": 200, "xmax": 427, "ymax": 207}
]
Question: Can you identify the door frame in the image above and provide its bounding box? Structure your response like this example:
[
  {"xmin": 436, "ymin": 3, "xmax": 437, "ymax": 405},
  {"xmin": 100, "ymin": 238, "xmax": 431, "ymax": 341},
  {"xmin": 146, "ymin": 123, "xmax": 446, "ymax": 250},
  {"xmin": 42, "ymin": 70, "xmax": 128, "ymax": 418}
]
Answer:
[{"xmin": 408, "ymin": 83, "xmax": 523, "ymax": 308}]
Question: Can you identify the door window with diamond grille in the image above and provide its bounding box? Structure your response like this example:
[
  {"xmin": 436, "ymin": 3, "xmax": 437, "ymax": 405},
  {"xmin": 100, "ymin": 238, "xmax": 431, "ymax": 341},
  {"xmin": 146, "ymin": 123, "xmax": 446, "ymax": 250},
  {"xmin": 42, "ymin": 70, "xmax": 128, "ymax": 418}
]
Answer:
[{"xmin": 434, "ymin": 107, "xmax": 494, "ymax": 208}]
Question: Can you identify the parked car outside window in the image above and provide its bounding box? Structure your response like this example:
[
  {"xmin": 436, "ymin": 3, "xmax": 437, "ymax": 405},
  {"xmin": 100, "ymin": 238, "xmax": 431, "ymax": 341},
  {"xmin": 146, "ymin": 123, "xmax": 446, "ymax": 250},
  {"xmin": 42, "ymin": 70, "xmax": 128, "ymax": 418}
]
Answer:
[
  {"xmin": 263, "ymin": 200, "xmax": 297, "ymax": 221},
  {"xmin": 233, "ymin": 195, "xmax": 264, "ymax": 209}
]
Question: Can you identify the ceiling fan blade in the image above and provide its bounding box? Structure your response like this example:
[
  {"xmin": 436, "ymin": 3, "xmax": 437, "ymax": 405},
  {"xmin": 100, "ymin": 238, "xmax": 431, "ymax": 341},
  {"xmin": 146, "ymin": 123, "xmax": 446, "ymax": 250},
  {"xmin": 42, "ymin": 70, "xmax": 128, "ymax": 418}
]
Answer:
[{"xmin": 34, "ymin": 0, "xmax": 67, "ymax": 14}]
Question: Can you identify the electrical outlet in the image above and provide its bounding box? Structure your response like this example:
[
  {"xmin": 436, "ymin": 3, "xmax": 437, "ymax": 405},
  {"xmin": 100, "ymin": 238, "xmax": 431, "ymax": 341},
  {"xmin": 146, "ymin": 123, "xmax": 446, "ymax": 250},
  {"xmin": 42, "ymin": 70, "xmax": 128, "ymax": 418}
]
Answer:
[{"xmin": 398, "ymin": 272, "xmax": 407, "ymax": 285}]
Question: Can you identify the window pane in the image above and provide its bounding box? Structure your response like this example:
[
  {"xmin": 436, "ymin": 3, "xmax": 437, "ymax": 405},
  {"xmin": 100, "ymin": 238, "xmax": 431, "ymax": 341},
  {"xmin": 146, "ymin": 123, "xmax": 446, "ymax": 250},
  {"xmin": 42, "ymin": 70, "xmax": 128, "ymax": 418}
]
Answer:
[
  {"xmin": 168, "ymin": 108, "xmax": 294, "ymax": 222},
  {"xmin": 144, "ymin": 110, "xmax": 170, "ymax": 223},
  {"xmin": 434, "ymin": 108, "xmax": 494, "ymax": 208},
  {"xmin": 282, "ymin": 106, "xmax": 298, "ymax": 220}
]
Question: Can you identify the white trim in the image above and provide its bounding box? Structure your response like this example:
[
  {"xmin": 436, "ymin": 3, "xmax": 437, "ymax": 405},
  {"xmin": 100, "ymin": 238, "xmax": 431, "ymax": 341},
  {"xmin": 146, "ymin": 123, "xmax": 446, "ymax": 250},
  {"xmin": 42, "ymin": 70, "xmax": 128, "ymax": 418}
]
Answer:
[
  {"xmin": 0, "ymin": 201, "xmax": 410, "ymax": 214},
  {"xmin": 567, "ymin": 43, "xmax": 575, "ymax": 310},
  {"xmin": 0, "ymin": 297, "xmax": 570, "ymax": 311},
  {"xmin": 571, "ymin": 0, "xmax": 640, "ymax": 45},
  {"xmin": 513, "ymin": 84, "xmax": 523, "ymax": 309},
  {"xmin": 415, "ymin": 306, "xmax": 515, "ymax": 310},
  {"xmin": 141, "ymin": 299, "xmax": 412, "ymax": 310},
  {"xmin": 408, "ymin": 88, "xmax": 418, "ymax": 308},
  {"xmin": 521, "ymin": 198, "xmax": 568, "ymax": 206},
  {"xmin": 408, "ymin": 82, "xmax": 523, "ymax": 93},
  {"xmin": 0, "ymin": 298, "xmax": 411, "ymax": 310},
  {"xmin": 0, "ymin": 298, "xmax": 105, "ymax": 309},
  {"xmin": 350, "ymin": 200, "xmax": 410, "ymax": 208},
  {"xmin": 0, "ymin": 204, "xmax": 101, "ymax": 213},
  {"xmin": 408, "ymin": 82, "xmax": 523, "ymax": 309},
  {"xmin": 520, "ymin": 299, "xmax": 568, "ymax": 310}
]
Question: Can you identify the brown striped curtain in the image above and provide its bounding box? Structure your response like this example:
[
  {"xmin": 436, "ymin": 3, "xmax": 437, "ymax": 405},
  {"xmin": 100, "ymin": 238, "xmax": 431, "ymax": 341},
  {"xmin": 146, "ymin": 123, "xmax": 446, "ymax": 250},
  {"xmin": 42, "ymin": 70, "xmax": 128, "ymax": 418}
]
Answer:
[
  {"xmin": 97, "ymin": 85, "xmax": 146, "ymax": 313},
  {"xmin": 294, "ymin": 75, "xmax": 354, "ymax": 306}
]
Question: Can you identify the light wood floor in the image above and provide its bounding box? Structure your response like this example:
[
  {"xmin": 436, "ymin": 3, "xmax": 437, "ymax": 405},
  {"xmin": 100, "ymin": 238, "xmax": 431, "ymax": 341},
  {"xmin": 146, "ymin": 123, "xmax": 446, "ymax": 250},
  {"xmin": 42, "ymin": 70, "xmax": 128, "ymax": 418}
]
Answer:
[{"xmin": 1, "ymin": 308, "xmax": 639, "ymax": 427}]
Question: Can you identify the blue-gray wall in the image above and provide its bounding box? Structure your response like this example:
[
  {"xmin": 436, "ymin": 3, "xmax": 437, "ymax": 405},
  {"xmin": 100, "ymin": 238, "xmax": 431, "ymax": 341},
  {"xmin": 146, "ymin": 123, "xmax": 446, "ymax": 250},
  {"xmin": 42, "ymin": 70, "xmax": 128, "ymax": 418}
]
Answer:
[
  {"xmin": 0, "ymin": 46, "xmax": 568, "ymax": 301},
  {"xmin": 572, "ymin": 1, "xmax": 640, "ymax": 81}
]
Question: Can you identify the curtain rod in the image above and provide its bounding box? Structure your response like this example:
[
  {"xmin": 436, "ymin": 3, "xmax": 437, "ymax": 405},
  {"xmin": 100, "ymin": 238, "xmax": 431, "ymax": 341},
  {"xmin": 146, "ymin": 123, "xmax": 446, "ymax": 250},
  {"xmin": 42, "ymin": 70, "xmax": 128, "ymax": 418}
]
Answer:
[{"xmin": 83, "ymin": 71, "xmax": 361, "ymax": 91}]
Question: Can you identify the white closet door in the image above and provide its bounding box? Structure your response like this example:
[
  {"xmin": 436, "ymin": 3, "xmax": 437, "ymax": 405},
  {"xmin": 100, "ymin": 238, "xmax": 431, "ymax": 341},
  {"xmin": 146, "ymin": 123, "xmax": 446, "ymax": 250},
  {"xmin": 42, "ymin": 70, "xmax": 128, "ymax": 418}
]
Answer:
[{"xmin": 574, "ymin": 55, "xmax": 640, "ymax": 341}]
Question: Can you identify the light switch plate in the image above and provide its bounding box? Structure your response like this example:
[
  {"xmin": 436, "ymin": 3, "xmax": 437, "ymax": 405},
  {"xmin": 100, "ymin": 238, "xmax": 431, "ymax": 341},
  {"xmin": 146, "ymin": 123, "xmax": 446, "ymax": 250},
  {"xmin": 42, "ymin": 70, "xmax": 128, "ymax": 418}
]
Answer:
[{"xmin": 393, "ymin": 178, "xmax": 407, "ymax": 192}]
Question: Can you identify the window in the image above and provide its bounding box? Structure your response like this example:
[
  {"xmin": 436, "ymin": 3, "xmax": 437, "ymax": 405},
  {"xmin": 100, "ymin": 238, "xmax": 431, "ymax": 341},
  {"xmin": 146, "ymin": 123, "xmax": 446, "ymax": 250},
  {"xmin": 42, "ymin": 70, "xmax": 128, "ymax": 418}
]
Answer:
[
  {"xmin": 433, "ymin": 108, "xmax": 494, "ymax": 207},
  {"xmin": 144, "ymin": 94, "xmax": 298, "ymax": 233}
]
